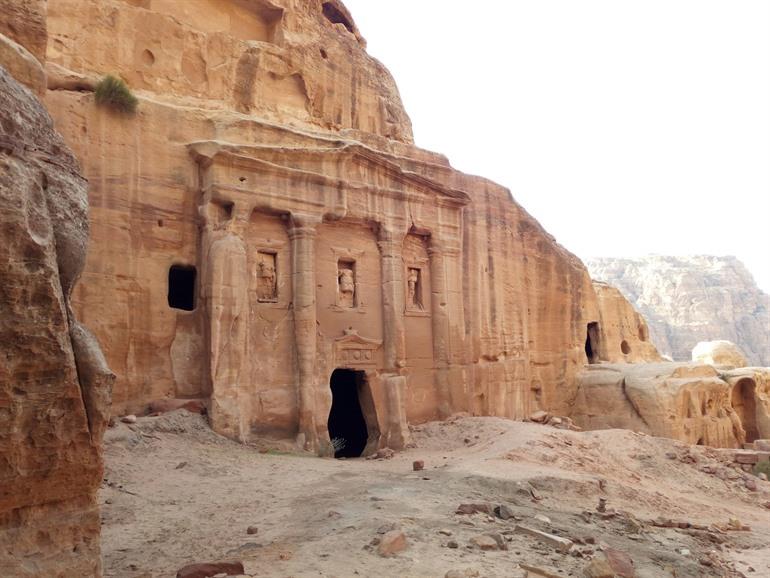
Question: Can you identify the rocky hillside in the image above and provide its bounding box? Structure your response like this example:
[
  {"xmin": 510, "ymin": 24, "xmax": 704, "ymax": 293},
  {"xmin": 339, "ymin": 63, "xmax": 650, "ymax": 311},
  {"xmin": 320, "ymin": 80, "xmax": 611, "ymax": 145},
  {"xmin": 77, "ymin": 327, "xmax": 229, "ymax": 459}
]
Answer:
[{"xmin": 586, "ymin": 256, "xmax": 770, "ymax": 366}]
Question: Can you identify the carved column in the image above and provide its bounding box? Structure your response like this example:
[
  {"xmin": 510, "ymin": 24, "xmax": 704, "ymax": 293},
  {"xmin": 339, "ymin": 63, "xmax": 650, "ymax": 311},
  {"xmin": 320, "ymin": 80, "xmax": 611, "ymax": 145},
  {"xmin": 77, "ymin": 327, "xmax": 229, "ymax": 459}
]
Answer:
[
  {"xmin": 201, "ymin": 208, "xmax": 249, "ymax": 442},
  {"xmin": 429, "ymin": 237, "xmax": 465, "ymax": 417},
  {"xmin": 289, "ymin": 214, "xmax": 321, "ymax": 452},
  {"xmin": 378, "ymin": 227, "xmax": 411, "ymax": 449}
]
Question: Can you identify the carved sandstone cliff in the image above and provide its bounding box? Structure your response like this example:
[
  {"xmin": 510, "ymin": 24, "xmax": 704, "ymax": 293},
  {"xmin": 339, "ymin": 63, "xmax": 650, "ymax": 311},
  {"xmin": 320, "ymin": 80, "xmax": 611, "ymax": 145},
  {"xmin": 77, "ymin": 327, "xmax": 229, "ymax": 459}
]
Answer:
[
  {"xmin": 587, "ymin": 256, "xmax": 770, "ymax": 367},
  {"xmin": 37, "ymin": 0, "xmax": 659, "ymax": 455}
]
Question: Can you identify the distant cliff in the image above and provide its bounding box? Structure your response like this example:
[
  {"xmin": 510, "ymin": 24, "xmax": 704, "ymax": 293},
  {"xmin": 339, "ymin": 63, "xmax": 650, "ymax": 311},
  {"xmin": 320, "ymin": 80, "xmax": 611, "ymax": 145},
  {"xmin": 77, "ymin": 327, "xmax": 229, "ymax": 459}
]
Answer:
[{"xmin": 586, "ymin": 256, "xmax": 770, "ymax": 367}]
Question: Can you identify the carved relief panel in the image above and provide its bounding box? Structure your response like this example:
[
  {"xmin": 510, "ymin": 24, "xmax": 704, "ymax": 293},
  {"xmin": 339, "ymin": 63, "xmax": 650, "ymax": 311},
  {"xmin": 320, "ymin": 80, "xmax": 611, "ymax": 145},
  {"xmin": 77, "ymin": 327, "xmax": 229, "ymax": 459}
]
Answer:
[
  {"xmin": 334, "ymin": 327, "xmax": 382, "ymax": 368},
  {"xmin": 256, "ymin": 250, "xmax": 278, "ymax": 302}
]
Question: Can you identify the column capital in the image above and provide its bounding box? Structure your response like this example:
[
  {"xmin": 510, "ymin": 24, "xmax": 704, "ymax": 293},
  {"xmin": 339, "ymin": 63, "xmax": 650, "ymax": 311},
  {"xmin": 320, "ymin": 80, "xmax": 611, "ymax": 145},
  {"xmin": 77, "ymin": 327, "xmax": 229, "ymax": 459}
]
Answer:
[{"xmin": 288, "ymin": 212, "xmax": 322, "ymax": 239}]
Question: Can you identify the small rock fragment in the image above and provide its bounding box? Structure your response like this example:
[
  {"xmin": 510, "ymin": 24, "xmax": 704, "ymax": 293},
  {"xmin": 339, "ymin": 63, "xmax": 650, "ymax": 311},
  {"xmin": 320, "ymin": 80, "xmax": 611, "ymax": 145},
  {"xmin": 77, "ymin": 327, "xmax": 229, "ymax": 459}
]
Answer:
[
  {"xmin": 456, "ymin": 503, "xmax": 494, "ymax": 515},
  {"xmin": 121, "ymin": 414, "xmax": 137, "ymax": 424},
  {"xmin": 583, "ymin": 557, "xmax": 615, "ymax": 578},
  {"xmin": 494, "ymin": 504, "xmax": 515, "ymax": 520},
  {"xmin": 470, "ymin": 533, "xmax": 505, "ymax": 551},
  {"xmin": 175, "ymin": 561, "xmax": 244, "ymax": 578},
  {"xmin": 447, "ymin": 539, "xmax": 459, "ymax": 549},
  {"xmin": 377, "ymin": 530, "xmax": 407, "ymax": 557},
  {"xmin": 413, "ymin": 460, "xmax": 425, "ymax": 471},
  {"xmin": 246, "ymin": 526, "xmax": 258, "ymax": 535},
  {"xmin": 529, "ymin": 410, "xmax": 549, "ymax": 423},
  {"xmin": 514, "ymin": 525, "xmax": 573, "ymax": 553}
]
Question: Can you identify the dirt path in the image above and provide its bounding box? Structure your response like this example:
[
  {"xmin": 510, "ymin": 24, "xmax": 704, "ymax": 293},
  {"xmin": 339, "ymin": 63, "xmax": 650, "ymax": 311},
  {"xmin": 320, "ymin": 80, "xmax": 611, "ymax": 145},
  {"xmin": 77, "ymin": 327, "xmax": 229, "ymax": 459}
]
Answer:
[{"xmin": 101, "ymin": 413, "xmax": 770, "ymax": 577}]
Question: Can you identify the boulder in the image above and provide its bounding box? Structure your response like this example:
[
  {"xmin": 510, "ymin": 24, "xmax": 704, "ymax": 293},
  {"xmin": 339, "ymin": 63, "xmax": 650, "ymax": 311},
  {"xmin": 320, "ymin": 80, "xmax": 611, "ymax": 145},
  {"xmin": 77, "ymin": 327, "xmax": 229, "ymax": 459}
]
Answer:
[{"xmin": 692, "ymin": 340, "xmax": 748, "ymax": 368}]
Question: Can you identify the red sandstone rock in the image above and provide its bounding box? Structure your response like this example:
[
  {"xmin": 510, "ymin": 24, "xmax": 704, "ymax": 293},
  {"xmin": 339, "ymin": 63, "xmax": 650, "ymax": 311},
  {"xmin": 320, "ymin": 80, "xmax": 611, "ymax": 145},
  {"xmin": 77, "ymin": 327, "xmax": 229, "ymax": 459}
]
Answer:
[
  {"xmin": 0, "ymin": 32, "xmax": 114, "ymax": 577},
  {"xmin": 176, "ymin": 560, "xmax": 245, "ymax": 578},
  {"xmin": 377, "ymin": 530, "xmax": 407, "ymax": 557},
  {"xmin": 604, "ymin": 548, "xmax": 636, "ymax": 577},
  {"xmin": 413, "ymin": 460, "xmax": 425, "ymax": 471}
]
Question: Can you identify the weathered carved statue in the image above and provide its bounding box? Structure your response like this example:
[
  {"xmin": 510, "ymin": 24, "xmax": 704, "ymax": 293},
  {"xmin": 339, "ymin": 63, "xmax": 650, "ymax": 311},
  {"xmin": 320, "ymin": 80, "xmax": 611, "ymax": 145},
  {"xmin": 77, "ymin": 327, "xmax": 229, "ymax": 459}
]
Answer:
[
  {"xmin": 257, "ymin": 253, "xmax": 277, "ymax": 300},
  {"xmin": 338, "ymin": 265, "xmax": 355, "ymax": 308},
  {"xmin": 407, "ymin": 267, "xmax": 422, "ymax": 309}
]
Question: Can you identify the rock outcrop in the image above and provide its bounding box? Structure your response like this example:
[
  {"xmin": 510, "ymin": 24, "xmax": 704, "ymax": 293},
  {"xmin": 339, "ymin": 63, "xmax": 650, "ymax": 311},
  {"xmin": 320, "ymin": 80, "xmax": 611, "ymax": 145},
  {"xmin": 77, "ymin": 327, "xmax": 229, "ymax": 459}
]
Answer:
[
  {"xmin": 0, "ymin": 32, "xmax": 114, "ymax": 578},
  {"xmin": 586, "ymin": 256, "xmax": 770, "ymax": 367},
  {"xmin": 692, "ymin": 340, "xmax": 748, "ymax": 369},
  {"xmin": 571, "ymin": 363, "xmax": 770, "ymax": 447},
  {"xmin": 38, "ymin": 0, "xmax": 658, "ymax": 454}
]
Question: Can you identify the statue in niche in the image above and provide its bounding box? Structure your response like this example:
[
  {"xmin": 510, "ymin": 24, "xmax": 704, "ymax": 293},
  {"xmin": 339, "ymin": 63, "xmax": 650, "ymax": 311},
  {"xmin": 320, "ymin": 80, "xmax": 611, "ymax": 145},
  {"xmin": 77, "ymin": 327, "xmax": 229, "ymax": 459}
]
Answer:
[
  {"xmin": 338, "ymin": 263, "xmax": 355, "ymax": 308},
  {"xmin": 257, "ymin": 252, "xmax": 277, "ymax": 301},
  {"xmin": 407, "ymin": 267, "xmax": 422, "ymax": 309}
]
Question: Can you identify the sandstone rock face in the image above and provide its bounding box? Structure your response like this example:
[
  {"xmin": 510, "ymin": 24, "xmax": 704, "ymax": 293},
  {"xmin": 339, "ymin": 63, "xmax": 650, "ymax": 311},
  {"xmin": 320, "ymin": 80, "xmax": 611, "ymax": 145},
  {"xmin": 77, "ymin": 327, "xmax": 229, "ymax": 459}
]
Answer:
[
  {"xmin": 571, "ymin": 363, "xmax": 770, "ymax": 447},
  {"xmin": 39, "ymin": 0, "xmax": 657, "ymax": 453},
  {"xmin": 46, "ymin": 0, "xmax": 412, "ymax": 142},
  {"xmin": 692, "ymin": 340, "xmax": 748, "ymax": 369},
  {"xmin": 0, "ymin": 58, "xmax": 113, "ymax": 577},
  {"xmin": 590, "ymin": 281, "xmax": 660, "ymax": 364},
  {"xmin": 0, "ymin": 0, "xmax": 48, "ymax": 63},
  {"xmin": 586, "ymin": 256, "xmax": 770, "ymax": 367}
]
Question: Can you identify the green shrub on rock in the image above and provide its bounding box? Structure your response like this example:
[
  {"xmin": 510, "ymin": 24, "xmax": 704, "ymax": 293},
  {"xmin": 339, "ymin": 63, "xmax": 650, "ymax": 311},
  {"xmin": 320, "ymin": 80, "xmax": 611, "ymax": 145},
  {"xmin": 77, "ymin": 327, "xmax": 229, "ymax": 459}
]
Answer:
[{"xmin": 94, "ymin": 75, "xmax": 138, "ymax": 114}]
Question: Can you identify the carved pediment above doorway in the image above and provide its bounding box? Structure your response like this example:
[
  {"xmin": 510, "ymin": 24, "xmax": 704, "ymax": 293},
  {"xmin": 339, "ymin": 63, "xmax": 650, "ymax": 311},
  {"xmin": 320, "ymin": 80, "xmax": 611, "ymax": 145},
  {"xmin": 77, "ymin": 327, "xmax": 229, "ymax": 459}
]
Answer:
[{"xmin": 334, "ymin": 327, "xmax": 382, "ymax": 367}]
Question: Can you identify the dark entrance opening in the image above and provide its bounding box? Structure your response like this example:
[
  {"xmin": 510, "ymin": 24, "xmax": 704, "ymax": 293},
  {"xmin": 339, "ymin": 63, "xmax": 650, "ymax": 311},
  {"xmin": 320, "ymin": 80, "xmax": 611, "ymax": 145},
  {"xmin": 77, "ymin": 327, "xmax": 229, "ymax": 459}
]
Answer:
[
  {"xmin": 585, "ymin": 322, "xmax": 601, "ymax": 364},
  {"xmin": 168, "ymin": 265, "xmax": 196, "ymax": 311},
  {"xmin": 328, "ymin": 369, "xmax": 369, "ymax": 458},
  {"xmin": 732, "ymin": 378, "xmax": 759, "ymax": 443}
]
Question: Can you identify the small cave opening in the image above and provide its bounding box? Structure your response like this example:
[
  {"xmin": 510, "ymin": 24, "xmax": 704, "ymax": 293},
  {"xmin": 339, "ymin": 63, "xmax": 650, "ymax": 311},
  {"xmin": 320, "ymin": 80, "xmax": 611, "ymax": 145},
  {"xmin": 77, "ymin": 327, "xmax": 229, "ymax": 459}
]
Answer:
[
  {"xmin": 168, "ymin": 264, "xmax": 196, "ymax": 311},
  {"xmin": 585, "ymin": 322, "xmax": 601, "ymax": 364},
  {"xmin": 621, "ymin": 340, "xmax": 631, "ymax": 355},
  {"xmin": 327, "ymin": 369, "xmax": 369, "ymax": 458},
  {"xmin": 322, "ymin": 2, "xmax": 354, "ymax": 34},
  {"xmin": 638, "ymin": 324, "xmax": 648, "ymax": 342},
  {"xmin": 732, "ymin": 378, "xmax": 759, "ymax": 443}
]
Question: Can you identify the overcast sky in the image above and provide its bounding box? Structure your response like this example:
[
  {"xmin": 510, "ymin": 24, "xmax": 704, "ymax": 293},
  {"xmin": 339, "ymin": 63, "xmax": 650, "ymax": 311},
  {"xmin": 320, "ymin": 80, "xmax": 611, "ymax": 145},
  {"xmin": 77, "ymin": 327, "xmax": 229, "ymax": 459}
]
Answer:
[{"xmin": 345, "ymin": 0, "xmax": 770, "ymax": 293}]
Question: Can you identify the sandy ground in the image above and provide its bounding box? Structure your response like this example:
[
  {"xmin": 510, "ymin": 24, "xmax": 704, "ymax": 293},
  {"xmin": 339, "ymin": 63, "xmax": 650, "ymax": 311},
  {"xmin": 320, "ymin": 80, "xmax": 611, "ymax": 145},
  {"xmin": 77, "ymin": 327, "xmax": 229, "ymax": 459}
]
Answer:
[{"xmin": 100, "ymin": 413, "xmax": 770, "ymax": 578}]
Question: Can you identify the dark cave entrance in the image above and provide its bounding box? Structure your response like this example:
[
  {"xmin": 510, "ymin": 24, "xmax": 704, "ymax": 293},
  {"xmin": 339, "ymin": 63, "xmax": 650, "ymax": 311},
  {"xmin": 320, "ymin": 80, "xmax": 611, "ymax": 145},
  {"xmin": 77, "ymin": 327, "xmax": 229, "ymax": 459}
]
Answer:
[
  {"xmin": 328, "ymin": 369, "xmax": 370, "ymax": 458},
  {"xmin": 168, "ymin": 265, "xmax": 196, "ymax": 311},
  {"xmin": 585, "ymin": 322, "xmax": 601, "ymax": 364},
  {"xmin": 732, "ymin": 378, "xmax": 759, "ymax": 443}
]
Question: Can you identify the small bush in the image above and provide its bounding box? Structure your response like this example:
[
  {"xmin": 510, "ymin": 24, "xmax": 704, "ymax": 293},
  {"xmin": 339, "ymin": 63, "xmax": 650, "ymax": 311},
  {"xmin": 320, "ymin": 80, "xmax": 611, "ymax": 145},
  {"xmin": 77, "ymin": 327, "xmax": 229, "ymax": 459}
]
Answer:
[
  {"xmin": 753, "ymin": 461, "xmax": 770, "ymax": 478},
  {"xmin": 94, "ymin": 75, "xmax": 138, "ymax": 114}
]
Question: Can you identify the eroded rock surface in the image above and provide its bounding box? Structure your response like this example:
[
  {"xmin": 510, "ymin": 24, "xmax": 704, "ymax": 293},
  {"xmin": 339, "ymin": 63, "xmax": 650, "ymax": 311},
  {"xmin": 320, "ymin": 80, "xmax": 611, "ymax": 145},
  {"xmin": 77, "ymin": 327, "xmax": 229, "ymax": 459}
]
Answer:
[
  {"xmin": 0, "ymin": 60, "xmax": 113, "ymax": 576},
  {"xmin": 587, "ymin": 256, "xmax": 770, "ymax": 367},
  {"xmin": 572, "ymin": 362, "xmax": 770, "ymax": 447},
  {"xmin": 692, "ymin": 340, "xmax": 748, "ymax": 369}
]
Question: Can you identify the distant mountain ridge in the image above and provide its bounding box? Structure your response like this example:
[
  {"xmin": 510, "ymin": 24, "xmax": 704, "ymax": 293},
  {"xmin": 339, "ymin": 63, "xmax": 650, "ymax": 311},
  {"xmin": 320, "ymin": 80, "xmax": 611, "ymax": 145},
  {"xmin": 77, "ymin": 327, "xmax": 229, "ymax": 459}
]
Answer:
[{"xmin": 586, "ymin": 255, "xmax": 770, "ymax": 366}]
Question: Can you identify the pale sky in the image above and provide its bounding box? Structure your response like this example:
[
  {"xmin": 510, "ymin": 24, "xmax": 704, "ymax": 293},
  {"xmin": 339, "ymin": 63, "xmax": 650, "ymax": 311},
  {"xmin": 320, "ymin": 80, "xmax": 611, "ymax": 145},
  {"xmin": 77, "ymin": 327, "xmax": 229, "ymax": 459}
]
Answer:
[{"xmin": 345, "ymin": 0, "xmax": 770, "ymax": 293}]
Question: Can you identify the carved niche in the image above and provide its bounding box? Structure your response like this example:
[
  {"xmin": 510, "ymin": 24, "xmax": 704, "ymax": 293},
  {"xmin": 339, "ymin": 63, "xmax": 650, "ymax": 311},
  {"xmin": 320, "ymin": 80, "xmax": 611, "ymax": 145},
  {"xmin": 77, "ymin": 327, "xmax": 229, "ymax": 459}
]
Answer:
[
  {"xmin": 407, "ymin": 267, "xmax": 423, "ymax": 310},
  {"xmin": 256, "ymin": 251, "xmax": 278, "ymax": 301},
  {"xmin": 337, "ymin": 260, "xmax": 356, "ymax": 308},
  {"xmin": 334, "ymin": 327, "xmax": 382, "ymax": 367}
]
